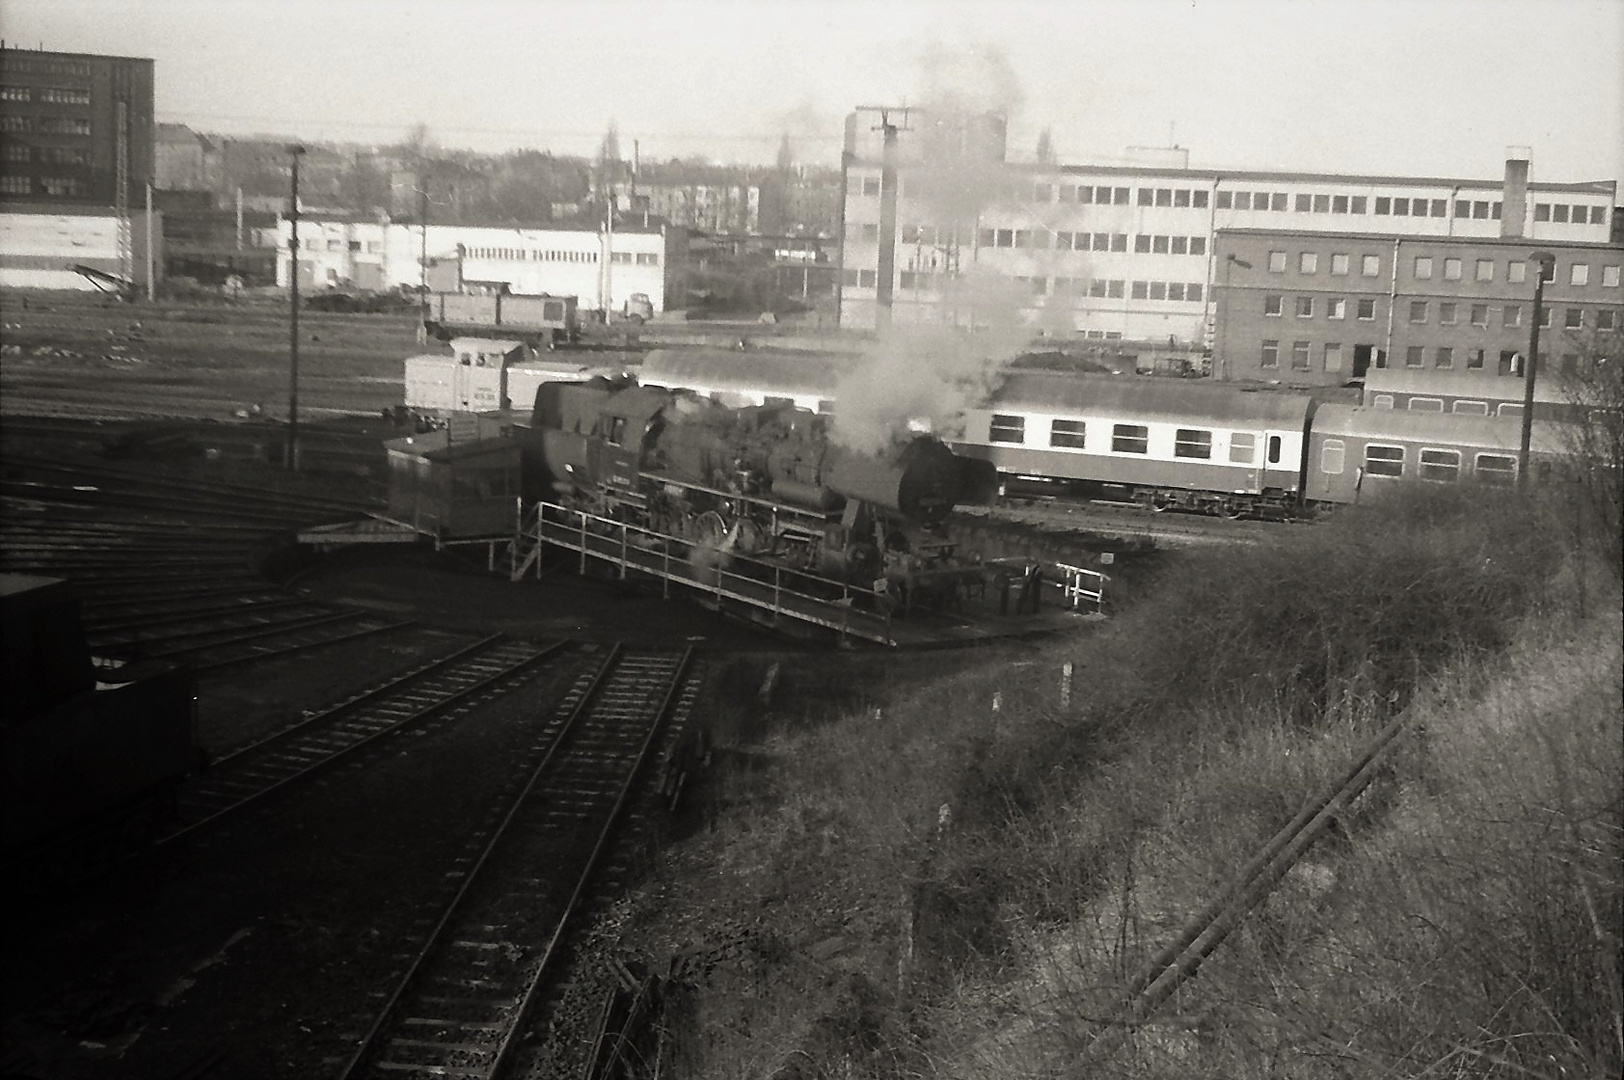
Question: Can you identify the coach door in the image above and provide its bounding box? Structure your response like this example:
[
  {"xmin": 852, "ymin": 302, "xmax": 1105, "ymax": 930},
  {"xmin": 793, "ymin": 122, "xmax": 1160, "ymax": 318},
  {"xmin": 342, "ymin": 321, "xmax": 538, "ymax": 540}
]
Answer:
[{"xmin": 1261, "ymin": 430, "xmax": 1291, "ymax": 490}]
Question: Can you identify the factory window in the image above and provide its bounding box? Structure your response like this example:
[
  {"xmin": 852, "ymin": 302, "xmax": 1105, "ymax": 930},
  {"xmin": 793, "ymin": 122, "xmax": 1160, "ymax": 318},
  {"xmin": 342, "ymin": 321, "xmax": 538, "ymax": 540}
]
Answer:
[
  {"xmin": 1193, "ymin": 189, "xmax": 1209, "ymax": 208},
  {"xmin": 0, "ymin": 85, "xmax": 29, "ymax": 101},
  {"xmin": 1132, "ymin": 281, "xmax": 1149, "ymax": 300},
  {"xmin": 1351, "ymin": 196, "xmax": 1367, "ymax": 213},
  {"xmin": 1268, "ymin": 250, "xmax": 1287, "ymax": 272},
  {"xmin": 327, "ymin": 239, "xmax": 343, "ymax": 250},
  {"xmin": 1561, "ymin": 353, "xmax": 1580, "ymax": 375},
  {"xmin": 1216, "ymin": 190, "xmax": 1232, "ymax": 209},
  {"xmin": 1031, "ymin": 276, "xmax": 1049, "ymax": 295},
  {"xmin": 1592, "ymin": 206, "xmax": 1608, "ymax": 225},
  {"xmin": 1393, "ymin": 198, "xmax": 1411, "ymax": 217},
  {"xmin": 1406, "ymin": 346, "xmax": 1425, "ymax": 367},
  {"xmin": 1570, "ymin": 263, "xmax": 1590, "ymax": 286},
  {"xmin": 859, "ymin": 269, "xmax": 876, "ymax": 287},
  {"xmin": 1291, "ymin": 341, "xmax": 1311, "ymax": 370},
  {"xmin": 1090, "ymin": 185, "xmax": 1110, "ymax": 203},
  {"xmin": 1323, "ymin": 342, "xmax": 1344, "ymax": 371},
  {"xmin": 862, "ymin": 178, "xmax": 880, "ymax": 197},
  {"xmin": 1075, "ymin": 185, "xmax": 1092, "ymax": 204},
  {"xmin": 1443, "ymin": 258, "xmax": 1462, "ymax": 280},
  {"xmin": 1503, "ymin": 305, "xmax": 1521, "ymax": 328},
  {"xmin": 1604, "ymin": 266, "xmax": 1621, "ymax": 287},
  {"xmin": 1033, "ymin": 183, "xmax": 1051, "ymax": 202},
  {"xmin": 1598, "ymin": 310, "xmax": 1616, "ymax": 330},
  {"xmin": 989, "ymin": 414, "xmax": 1026, "ymax": 444},
  {"xmin": 40, "ymin": 177, "xmax": 85, "ymax": 197},
  {"xmin": 1409, "ymin": 300, "xmax": 1428, "ymax": 323},
  {"xmin": 1326, "ymin": 298, "xmax": 1346, "ymax": 319},
  {"xmin": 1145, "ymin": 281, "xmax": 1164, "ymax": 300},
  {"xmin": 1374, "ymin": 196, "xmax": 1391, "ymax": 215},
  {"xmin": 1364, "ymin": 444, "xmax": 1405, "ymax": 477},
  {"xmin": 1156, "ymin": 188, "xmax": 1172, "ymax": 206},
  {"xmin": 1475, "ymin": 454, "xmax": 1517, "ymax": 485},
  {"xmin": 1452, "ymin": 400, "xmax": 1489, "ymax": 415},
  {"xmin": 1439, "ymin": 302, "xmax": 1457, "ymax": 325},
  {"xmin": 1554, "ymin": 205, "xmax": 1570, "ymax": 223},
  {"xmin": 1429, "ymin": 199, "xmax": 1446, "ymax": 217},
  {"xmin": 0, "ymin": 176, "xmax": 31, "ymax": 194},
  {"xmin": 1188, "ymin": 283, "xmax": 1203, "ymax": 301},
  {"xmin": 2, "ymin": 142, "xmax": 28, "ymax": 161},
  {"xmin": 1168, "ymin": 282, "xmax": 1186, "ymax": 300},
  {"xmin": 1357, "ymin": 298, "xmax": 1376, "ymax": 320},
  {"xmin": 1299, "ymin": 252, "xmax": 1318, "ymax": 274},
  {"xmin": 1049, "ymin": 419, "xmax": 1086, "ymax": 449},
  {"xmin": 1, "ymin": 115, "xmax": 31, "ymax": 133},
  {"xmin": 1508, "ymin": 261, "xmax": 1527, "ymax": 284},
  {"xmin": 1330, "ymin": 253, "xmax": 1349, "ymax": 275},
  {"xmin": 1454, "ymin": 199, "xmax": 1471, "ymax": 218},
  {"xmin": 39, "ymin": 86, "xmax": 92, "ymax": 105},
  {"xmin": 1174, "ymin": 428, "xmax": 1213, "ymax": 459},
  {"xmin": 1296, "ymin": 296, "xmax": 1314, "ymax": 317},
  {"xmin": 1171, "ymin": 236, "xmax": 1188, "ymax": 254},
  {"xmin": 349, "ymin": 241, "xmax": 362, "ymax": 252},
  {"xmin": 1497, "ymin": 402, "xmax": 1524, "ymax": 418},
  {"xmin": 1190, "ymin": 237, "xmax": 1207, "ymax": 255},
  {"xmin": 1434, "ymin": 346, "xmax": 1453, "ymax": 368},
  {"xmin": 1295, "ymin": 193, "xmax": 1312, "ymax": 212},
  {"xmin": 1413, "ymin": 256, "xmax": 1432, "ymax": 279},
  {"xmin": 1152, "ymin": 235, "xmax": 1169, "ymax": 254},
  {"xmin": 1320, "ymin": 439, "xmax": 1345, "ymax": 475},
  {"xmin": 41, "ymin": 146, "xmax": 90, "ymax": 165},
  {"xmin": 1538, "ymin": 306, "xmax": 1553, "ymax": 328},
  {"xmin": 1313, "ymin": 194, "xmax": 1331, "ymax": 213},
  {"xmin": 1112, "ymin": 424, "xmax": 1149, "ymax": 454},
  {"xmin": 997, "ymin": 229, "xmax": 1014, "ymax": 247},
  {"xmin": 1470, "ymin": 259, "xmax": 1493, "ymax": 282},
  {"xmin": 37, "ymin": 117, "xmax": 92, "ymax": 135},
  {"xmin": 1371, "ymin": 394, "xmax": 1395, "ymax": 408},
  {"xmin": 1175, "ymin": 189, "xmax": 1190, "ymax": 207},
  {"xmin": 1108, "ymin": 279, "xmax": 1125, "ymax": 297},
  {"xmin": 1565, "ymin": 308, "xmax": 1584, "ymax": 329},
  {"xmin": 1103, "ymin": 234, "xmax": 1123, "ymax": 252},
  {"xmin": 1230, "ymin": 432, "xmax": 1257, "ymax": 463},
  {"xmin": 1467, "ymin": 347, "xmax": 1486, "ymax": 370},
  {"xmin": 1499, "ymin": 350, "xmax": 1522, "ymax": 376},
  {"xmin": 1473, "ymin": 200, "xmax": 1490, "ymax": 218},
  {"xmin": 1264, "ymin": 294, "xmax": 1283, "ymax": 316},
  {"xmin": 861, "ymin": 224, "xmax": 878, "ymax": 242},
  {"xmin": 1361, "ymin": 254, "xmax": 1381, "ymax": 277},
  {"xmin": 1054, "ymin": 232, "xmax": 1074, "ymax": 251},
  {"xmin": 1260, "ymin": 340, "xmax": 1279, "ymax": 368},
  {"xmin": 1535, "ymin": 203, "xmax": 1551, "ymax": 222},
  {"xmin": 1014, "ymin": 230, "xmax": 1033, "ymax": 248},
  {"xmin": 1088, "ymin": 232, "xmax": 1107, "ymax": 251},
  {"xmin": 1135, "ymin": 234, "xmax": 1152, "ymax": 253},
  {"xmin": 1420, "ymin": 448, "xmax": 1461, "ymax": 482},
  {"xmin": 1114, "ymin": 187, "xmax": 1130, "ymax": 204},
  {"xmin": 1138, "ymin": 187, "xmax": 1154, "ymax": 206}
]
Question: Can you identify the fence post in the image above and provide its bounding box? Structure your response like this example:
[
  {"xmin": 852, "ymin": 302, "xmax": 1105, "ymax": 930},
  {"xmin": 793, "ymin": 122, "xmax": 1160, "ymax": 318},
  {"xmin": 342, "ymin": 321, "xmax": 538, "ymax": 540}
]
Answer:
[
  {"xmin": 579, "ymin": 511, "xmax": 587, "ymax": 575},
  {"xmin": 1061, "ymin": 661, "xmax": 1073, "ymax": 708}
]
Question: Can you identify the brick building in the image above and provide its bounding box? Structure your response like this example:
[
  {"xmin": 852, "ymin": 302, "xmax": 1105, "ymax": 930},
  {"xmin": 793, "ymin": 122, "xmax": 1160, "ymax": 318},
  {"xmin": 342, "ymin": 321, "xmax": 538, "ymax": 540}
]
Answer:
[{"xmin": 1212, "ymin": 229, "xmax": 1622, "ymax": 387}]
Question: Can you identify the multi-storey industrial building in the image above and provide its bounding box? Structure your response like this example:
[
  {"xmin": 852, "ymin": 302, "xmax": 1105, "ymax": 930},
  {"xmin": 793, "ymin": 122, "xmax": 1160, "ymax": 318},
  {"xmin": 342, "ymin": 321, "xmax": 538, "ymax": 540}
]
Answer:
[
  {"xmin": 1211, "ymin": 228, "xmax": 1622, "ymax": 388},
  {"xmin": 837, "ymin": 107, "xmax": 1618, "ymax": 358},
  {"xmin": 0, "ymin": 47, "xmax": 159, "ymax": 290},
  {"xmin": 273, "ymin": 215, "xmax": 682, "ymax": 315}
]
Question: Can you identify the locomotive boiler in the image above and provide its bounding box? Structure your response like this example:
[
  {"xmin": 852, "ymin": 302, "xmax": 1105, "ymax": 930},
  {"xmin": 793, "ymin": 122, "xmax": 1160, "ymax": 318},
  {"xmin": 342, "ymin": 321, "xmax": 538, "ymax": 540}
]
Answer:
[{"xmin": 525, "ymin": 378, "xmax": 997, "ymax": 586}]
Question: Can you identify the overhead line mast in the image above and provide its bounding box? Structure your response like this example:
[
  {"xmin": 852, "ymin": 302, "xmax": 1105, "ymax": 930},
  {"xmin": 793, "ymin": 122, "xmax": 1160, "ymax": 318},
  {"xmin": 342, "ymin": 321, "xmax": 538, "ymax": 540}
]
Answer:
[{"xmin": 872, "ymin": 107, "xmax": 909, "ymax": 333}]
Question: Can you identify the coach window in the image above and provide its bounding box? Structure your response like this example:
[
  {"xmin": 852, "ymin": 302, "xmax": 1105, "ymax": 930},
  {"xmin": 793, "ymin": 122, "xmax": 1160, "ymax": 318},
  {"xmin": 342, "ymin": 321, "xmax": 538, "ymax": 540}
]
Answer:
[
  {"xmin": 1299, "ymin": 252, "xmax": 1318, "ymax": 274},
  {"xmin": 1443, "ymin": 258, "xmax": 1463, "ymax": 281},
  {"xmin": 1408, "ymin": 397, "xmax": 1444, "ymax": 412},
  {"xmin": 1497, "ymin": 403, "xmax": 1523, "ymax": 419},
  {"xmin": 1267, "ymin": 435, "xmax": 1283, "ymax": 465},
  {"xmin": 1296, "ymin": 296, "xmax": 1314, "ymax": 317},
  {"xmin": 1371, "ymin": 394, "xmax": 1395, "ymax": 409},
  {"xmin": 1112, "ymin": 424, "xmax": 1150, "ymax": 454},
  {"xmin": 1049, "ymin": 419, "xmax": 1086, "ymax": 449},
  {"xmin": 1420, "ymin": 448, "xmax": 1461, "ymax": 482},
  {"xmin": 1409, "ymin": 301, "xmax": 1428, "ymax": 323},
  {"xmin": 1361, "ymin": 254, "xmax": 1381, "ymax": 277},
  {"xmin": 1174, "ymin": 429, "xmax": 1213, "ymax": 459},
  {"xmin": 1320, "ymin": 439, "xmax": 1345, "ymax": 475},
  {"xmin": 1324, "ymin": 343, "xmax": 1344, "ymax": 371},
  {"xmin": 606, "ymin": 417, "xmax": 628, "ymax": 446},
  {"xmin": 1564, "ymin": 308, "xmax": 1584, "ymax": 330},
  {"xmin": 1229, "ymin": 432, "xmax": 1256, "ymax": 463},
  {"xmin": 1414, "ymin": 256, "xmax": 1433, "ymax": 279},
  {"xmin": 1261, "ymin": 340, "xmax": 1280, "ymax": 368},
  {"xmin": 989, "ymin": 415, "xmax": 1026, "ymax": 444},
  {"xmin": 1330, "ymin": 253, "xmax": 1350, "ymax": 275},
  {"xmin": 1475, "ymin": 454, "xmax": 1517, "ymax": 485},
  {"xmin": 1364, "ymin": 445, "xmax": 1405, "ymax": 477},
  {"xmin": 1452, "ymin": 400, "xmax": 1489, "ymax": 415}
]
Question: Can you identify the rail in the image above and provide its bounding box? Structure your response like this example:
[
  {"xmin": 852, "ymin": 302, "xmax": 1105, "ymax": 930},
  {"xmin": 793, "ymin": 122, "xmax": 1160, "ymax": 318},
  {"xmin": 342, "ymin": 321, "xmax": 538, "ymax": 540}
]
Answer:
[{"xmin": 337, "ymin": 645, "xmax": 699, "ymax": 1079}]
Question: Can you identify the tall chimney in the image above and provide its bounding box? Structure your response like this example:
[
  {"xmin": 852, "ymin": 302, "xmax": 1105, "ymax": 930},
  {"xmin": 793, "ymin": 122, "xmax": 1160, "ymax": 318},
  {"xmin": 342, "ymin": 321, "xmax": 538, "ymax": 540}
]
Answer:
[{"xmin": 1502, "ymin": 149, "xmax": 1530, "ymax": 238}]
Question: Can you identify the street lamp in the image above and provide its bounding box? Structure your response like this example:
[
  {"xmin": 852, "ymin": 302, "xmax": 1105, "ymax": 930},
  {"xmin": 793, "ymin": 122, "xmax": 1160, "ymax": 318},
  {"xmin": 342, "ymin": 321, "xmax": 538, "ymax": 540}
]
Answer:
[
  {"xmin": 1518, "ymin": 250, "xmax": 1556, "ymax": 489},
  {"xmin": 287, "ymin": 144, "xmax": 306, "ymax": 471}
]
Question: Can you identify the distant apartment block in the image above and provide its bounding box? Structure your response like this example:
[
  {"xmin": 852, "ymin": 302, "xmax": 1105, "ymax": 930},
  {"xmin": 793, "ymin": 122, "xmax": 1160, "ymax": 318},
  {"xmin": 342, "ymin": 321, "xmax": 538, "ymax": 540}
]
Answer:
[{"xmin": 0, "ymin": 47, "xmax": 154, "ymax": 208}]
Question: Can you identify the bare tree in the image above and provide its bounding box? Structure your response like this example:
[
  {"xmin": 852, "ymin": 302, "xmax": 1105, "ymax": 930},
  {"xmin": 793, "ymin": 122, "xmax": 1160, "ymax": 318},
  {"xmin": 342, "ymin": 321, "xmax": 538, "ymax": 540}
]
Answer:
[
  {"xmin": 1558, "ymin": 325, "xmax": 1623, "ymax": 577},
  {"xmin": 1034, "ymin": 127, "xmax": 1055, "ymax": 165}
]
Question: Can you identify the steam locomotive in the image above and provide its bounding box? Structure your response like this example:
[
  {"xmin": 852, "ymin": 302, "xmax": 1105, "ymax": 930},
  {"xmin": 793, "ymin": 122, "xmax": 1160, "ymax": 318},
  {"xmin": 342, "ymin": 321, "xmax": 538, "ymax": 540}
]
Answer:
[{"xmin": 523, "ymin": 378, "xmax": 999, "ymax": 587}]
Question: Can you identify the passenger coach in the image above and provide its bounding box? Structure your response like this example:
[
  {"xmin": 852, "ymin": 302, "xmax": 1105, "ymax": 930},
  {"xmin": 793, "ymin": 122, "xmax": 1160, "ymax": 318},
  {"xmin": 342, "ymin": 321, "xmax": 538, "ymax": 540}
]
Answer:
[
  {"xmin": 955, "ymin": 374, "xmax": 1315, "ymax": 516},
  {"xmin": 1303, "ymin": 405, "xmax": 1568, "ymax": 504}
]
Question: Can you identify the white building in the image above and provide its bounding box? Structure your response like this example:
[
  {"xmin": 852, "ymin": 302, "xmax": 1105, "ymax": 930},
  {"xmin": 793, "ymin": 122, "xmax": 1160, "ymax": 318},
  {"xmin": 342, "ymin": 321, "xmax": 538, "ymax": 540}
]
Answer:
[
  {"xmin": 0, "ymin": 206, "xmax": 161, "ymax": 291},
  {"xmin": 274, "ymin": 217, "xmax": 680, "ymax": 315},
  {"xmin": 839, "ymin": 107, "xmax": 1617, "ymax": 349}
]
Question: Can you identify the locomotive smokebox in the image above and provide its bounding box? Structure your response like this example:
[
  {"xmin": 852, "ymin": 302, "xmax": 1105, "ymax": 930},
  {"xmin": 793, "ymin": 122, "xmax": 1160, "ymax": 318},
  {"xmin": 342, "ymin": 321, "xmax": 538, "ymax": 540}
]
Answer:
[{"xmin": 826, "ymin": 437, "xmax": 966, "ymax": 526}]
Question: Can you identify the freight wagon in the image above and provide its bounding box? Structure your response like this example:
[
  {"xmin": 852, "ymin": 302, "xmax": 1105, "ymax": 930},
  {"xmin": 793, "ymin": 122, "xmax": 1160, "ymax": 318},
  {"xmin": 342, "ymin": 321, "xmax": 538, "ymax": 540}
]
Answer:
[{"xmin": 425, "ymin": 291, "xmax": 580, "ymax": 346}]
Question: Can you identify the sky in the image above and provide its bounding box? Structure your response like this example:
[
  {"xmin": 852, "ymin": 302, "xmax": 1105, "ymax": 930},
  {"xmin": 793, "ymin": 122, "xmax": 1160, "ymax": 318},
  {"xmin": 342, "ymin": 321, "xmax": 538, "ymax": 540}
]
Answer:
[{"xmin": 3, "ymin": 0, "xmax": 1622, "ymax": 186}]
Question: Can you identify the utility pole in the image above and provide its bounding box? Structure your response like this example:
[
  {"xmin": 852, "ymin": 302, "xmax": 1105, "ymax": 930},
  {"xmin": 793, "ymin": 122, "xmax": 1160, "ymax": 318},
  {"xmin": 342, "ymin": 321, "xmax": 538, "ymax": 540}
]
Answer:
[
  {"xmin": 1518, "ymin": 251, "xmax": 1556, "ymax": 488},
  {"xmin": 115, "ymin": 99, "xmax": 132, "ymax": 296},
  {"xmin": 287, "ymin": 145, "xmax": 306, "ymax": 471}
]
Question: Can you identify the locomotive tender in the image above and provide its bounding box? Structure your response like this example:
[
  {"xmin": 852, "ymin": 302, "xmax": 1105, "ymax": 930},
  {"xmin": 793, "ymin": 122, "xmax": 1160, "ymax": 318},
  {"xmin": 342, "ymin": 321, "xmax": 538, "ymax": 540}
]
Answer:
[{"xmin": 525, "ymin": 378, "xmax": 998, "ymax": 587}]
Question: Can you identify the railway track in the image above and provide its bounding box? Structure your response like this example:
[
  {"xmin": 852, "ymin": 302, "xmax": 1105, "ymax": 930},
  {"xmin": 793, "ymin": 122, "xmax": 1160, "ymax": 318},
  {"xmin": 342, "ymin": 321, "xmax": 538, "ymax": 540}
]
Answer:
[
  {"xmin": 336, "ymin": 645, "xmax": 701, "ymax": 1080},
  {"xmin": 157, "ymin": 635, "xmax": 570, "ymax": 848}
]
